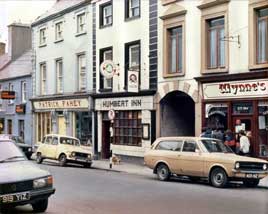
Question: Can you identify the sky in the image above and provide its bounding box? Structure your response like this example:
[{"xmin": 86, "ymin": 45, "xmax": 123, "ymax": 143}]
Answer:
[{"xmin": 0, "ymin": 0, "xmax": 55, "ymax": 46}]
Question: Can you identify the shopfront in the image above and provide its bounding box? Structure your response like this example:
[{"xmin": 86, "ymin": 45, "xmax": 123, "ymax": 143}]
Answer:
[
  {"xmin": 199, "ymin": 76, "xmax": 268, "ymax": 158},
  {"xmin": 94, "ymin": 95, "xmax": 155, "ymax": 159},
  {"xmin": 32, "ymin": 96, "xmax": 92, "ymax": 145}
]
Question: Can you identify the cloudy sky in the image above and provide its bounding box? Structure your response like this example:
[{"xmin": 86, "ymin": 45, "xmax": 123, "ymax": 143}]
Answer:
[{"xmin": 0, "ymin": 0, "xmax": 55, "ymax": 44}]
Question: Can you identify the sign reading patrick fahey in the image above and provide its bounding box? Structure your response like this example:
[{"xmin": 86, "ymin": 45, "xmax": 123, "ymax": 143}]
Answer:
[{"xmin": 33, "ymin": 98, "xmax": 89, "ymax": 110}]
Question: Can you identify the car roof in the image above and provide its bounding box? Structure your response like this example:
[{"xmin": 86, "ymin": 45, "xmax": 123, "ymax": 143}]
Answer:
[
  {"xmin": 155, "ymin": 136, "xmax": 219, "ymax": 142},
  {"xmin": 44, "ymin": 134, "xmax": 79, "ymax": 140}
]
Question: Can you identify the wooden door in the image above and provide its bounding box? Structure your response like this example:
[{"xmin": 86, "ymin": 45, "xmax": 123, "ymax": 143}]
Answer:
[
  {"xmin": 58, "ymin": 116, "xmax": 66, "ymax": 135},
  {"xmin": 102, "ymin": 121, "xmax": 111, "ymax": 159}
]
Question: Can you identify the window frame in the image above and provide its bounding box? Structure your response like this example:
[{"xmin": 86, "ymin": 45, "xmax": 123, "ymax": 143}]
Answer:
[
  {"xmin": 40, "ymin": 63, "xmax": 47, "ymax": 95},
  {"xmin": 8, "ymin": 83, "xmax": 14, "ymax": 105},
  {"xmin": 39, "ymin": 27, "xmax": 47, "ymax": 47},
  {"xmin": 55, "ymin": 21, "xmax": 63, "ymax": 42},
  {"xmin": 77, "ymin": 53, "xmax": 86, "ymax": 91},
  {"xmin": 21, "ymin": 81, "xmax": 27, "ymax": 103},
  {"xmin": 99, "ymin": 47, "xmax": 113, "ymax": 91},
  {"xmin": 125, "ymin": 0, "xmax": 140, "ymax": 20},
  {"xmin": 56, "ymin": 58, "xmax": 63, "ymax": 94},
  {"xmin": 76, "ymin": 12, "xmax": 86, "ymax": 35},
  {"xmin": 99, "ymin": 1, "xmax": 113, "ymax": 28}
]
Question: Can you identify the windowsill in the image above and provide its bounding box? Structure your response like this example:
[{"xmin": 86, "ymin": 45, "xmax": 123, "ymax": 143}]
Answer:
[
  {"xmin": 39, "ymin": 44, "xmax": 47, "ymax": 48},
  {"xmin": 249, "ymin": 63, "xmax": 268, "ymax": 71},
  {"xmin": 99, "ymin": 88, "xmax": 112, "ymax": 93},
  {"xmin": 75, "ymin": 32, "xmax": 87, "ymax": 37},
  {"xmin": 161, "ymin": 0, "xmax": 180, "ymax": 6},
  {"xmin": 54, "ymin": 39, "xmax": 64, "ymax": 43},
  {"xmin": 99, "ymin": 23, "xmax": 112, "ymax": 29},
  {"xmin": 74, "ymin": 90, "xmax": 87, "ymax": 94},
  {"xmin": 125, "ymin": 16, "xmax": 140, "ymax": 22},
  {"xmin": 202, "ymin": 67, "xmax": 228, "ymax": 74},
  {"xmin": 163, "ymin": 72, "xmax": 185, "ymax": 78}
]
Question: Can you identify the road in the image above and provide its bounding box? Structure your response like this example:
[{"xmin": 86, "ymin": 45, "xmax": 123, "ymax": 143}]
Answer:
[{"xmin": 7, "ymin": 161, "xmax": 268, "ymax": 214}]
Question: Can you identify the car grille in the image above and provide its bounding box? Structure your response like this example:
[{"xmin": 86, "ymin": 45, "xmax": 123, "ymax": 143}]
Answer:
[
  {"xmin": 75, "ymin": 152, "xmax": 88, "ymax": 159},
  {"xmin": 238, "ymin": 162, "xmax": 264, "ymax": 171},
  {"xmin": 0, "ymin": 180, "xmax": 33, "ymax": 194}
]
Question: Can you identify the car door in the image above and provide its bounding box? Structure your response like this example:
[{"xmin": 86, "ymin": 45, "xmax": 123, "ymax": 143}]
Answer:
[
  {"xmin": 179, "ymin": 140, "xmax": 205, "ymax": 177},
  {"xmin": 46, "ymin": 136, "xmax": 59, "ymax": 159}
]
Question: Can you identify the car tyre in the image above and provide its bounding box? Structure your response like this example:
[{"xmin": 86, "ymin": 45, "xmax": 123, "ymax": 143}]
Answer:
[
  {"xmin": 84, "ymin": 163, "xmax": 92, "ymax": 168},
  {"xmin": 59, "ymin": 154, "xmax": 67, "ymax": 167},
  {"xmin": 36, "ymin": 153, "xmax": 43, "ymax": 164},
  {"xmin": 210, "ymin": 168, "xmax": 228, "ymax": 188},
  {"xmin": 32, "ymin": 199, "xmax": 48, "ymax": 213},
  {"xmin": 243, "ymin": 179, "xmax": 260, "ymax": 188},
  {"xmin": 156, "ymin": 163, "xmax": 170, "ymax": 181}
]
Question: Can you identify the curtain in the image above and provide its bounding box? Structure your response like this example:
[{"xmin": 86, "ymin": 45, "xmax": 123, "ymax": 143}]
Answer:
[{"xmin": 258, "ymin": 19, "xmax": 267, "ymax": 63}]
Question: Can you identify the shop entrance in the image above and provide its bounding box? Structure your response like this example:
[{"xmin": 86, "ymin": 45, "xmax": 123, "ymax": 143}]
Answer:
[
  {"xmin": 58, "ymin": 116, "xmax": 66, "ymax": 135},
  {"xmin": 102, "ymin": 120, "xmax": 111, "ymax": 159}
]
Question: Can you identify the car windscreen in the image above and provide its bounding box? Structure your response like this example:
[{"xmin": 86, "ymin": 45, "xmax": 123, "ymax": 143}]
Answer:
[
  {"xmin": 60, "ymin": 137, "xmax": 80, "ymax": 146},
  {"xmin": 11, "ymin": 136, "xmax": 24, "ymax": 144},
  {"xmin": 0, "ymin": 141, "xmax": 25, "ymax": 162},
  {"xmin": 201, "ymin": 139, "xmax": 233, "ymax": 153}
]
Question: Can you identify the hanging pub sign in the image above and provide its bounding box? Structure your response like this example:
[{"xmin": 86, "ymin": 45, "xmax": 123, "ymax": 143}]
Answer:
[
  {"xmin": 1, "ymin": 91, "xmax": 15, "ymax": 99},
  {"xmin": 100, "ymin": 60, "xmax": 117, "ymax": 79},
  {"xmin": 128, "ymin": 70, "xmax": 139, "ymax": 93},
  {"xmin": 16, "ymin": 104, "xmax": 26, "ymax": 114}
]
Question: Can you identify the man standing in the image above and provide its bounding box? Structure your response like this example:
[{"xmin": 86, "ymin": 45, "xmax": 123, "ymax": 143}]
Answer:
[{"xmin": 239, "ymin": 130, "xmax": 250, "ymax": 156}]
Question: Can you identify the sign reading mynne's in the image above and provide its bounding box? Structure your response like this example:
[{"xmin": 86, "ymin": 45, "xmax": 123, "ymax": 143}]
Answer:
[
  {"xmin": 203, "ymin": 79, "xmax": 268, "ymax": 100},
  {"xmin": 33, "ymin": 98, "xmax": 89, "ymax": 110},
  {"xmin": 95, "ymin": 96, "xmax": 154, "ymax": 111}
]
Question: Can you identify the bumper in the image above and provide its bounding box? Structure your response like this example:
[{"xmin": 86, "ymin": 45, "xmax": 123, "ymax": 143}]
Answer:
[
  {"xmin": 0, "ymin": 187, "xmax": 55, "ymax": 207},
  {"xmin": 231, "ymin": 169, "xmax": 268, "ymax": 180},
  {"xmin": 67, "ymin": 157, "xmax": 92, "ymax": 165}
]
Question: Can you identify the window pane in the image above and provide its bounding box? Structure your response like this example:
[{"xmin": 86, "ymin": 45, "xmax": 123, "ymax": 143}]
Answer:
[
  {"xmin": 219, "ymin": 28, "xmax": 225, "ymax": 66},
  {"xmin": 258, "ymin": 8, "xmax": 268, "ymax": 17},
  {"xmin": 130, "ymin": 45, "xmax": 140, "ymax": 67},
  {"xmin": 178, "ymin": 30, "xmax": 183, "ymax": 71},
  {"xmin": 257, "ymin": 19, "xmax": 267, "ymax": 63},
  {"xmin": 168, "ymin": 27, "xmax": 182, "ymax": 73},
  {"xmin": 209, "ymin": 29, "xmax": 217, "ymax": 68}
]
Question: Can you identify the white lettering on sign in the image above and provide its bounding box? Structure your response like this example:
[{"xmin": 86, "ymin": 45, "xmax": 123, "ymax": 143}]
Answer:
[
  {"xmin": 203, "ymin": 79, "xmax": 268, "ymax": 100},
  {"xmin": 33, "ymin": 98, "xmax": 89, "ymax": 110}
]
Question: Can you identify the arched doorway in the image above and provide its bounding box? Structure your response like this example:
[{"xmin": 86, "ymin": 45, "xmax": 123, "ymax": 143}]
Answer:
[{"xmin": 160, "ymin": 91, "xmax": 195, "ymax": 137}]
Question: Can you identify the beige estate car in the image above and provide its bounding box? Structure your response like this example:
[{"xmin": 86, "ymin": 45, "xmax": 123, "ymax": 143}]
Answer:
[
  {"xmin": 144, "ymin": 137, "xmax": 268, "ymax": 188},
  {"xmin": 36, "ymin": 134, "xmax": 92, "ymax": 168}
]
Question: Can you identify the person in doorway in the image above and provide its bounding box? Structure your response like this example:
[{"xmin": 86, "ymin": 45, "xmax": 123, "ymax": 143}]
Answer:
[
  {"xmin": 238, "ymin": 130, "xmax": 250, "ymax": 156},
  {"xmin": 201, "ymin": 127, "xmax": 213, "ymax": 138},
  {"xmin": 224, "ymin": 130, "xmax": 236, "ymax": 152},
  {"xmin": 212, "ymin": 127, "xmax": 224, "ymax": 141}
]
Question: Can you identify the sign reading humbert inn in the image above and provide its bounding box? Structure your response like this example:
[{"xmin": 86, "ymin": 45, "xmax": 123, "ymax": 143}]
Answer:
[
  {"xmin": 203, "ymin": 79, "xmax": 268, "ymax": 100},
  {"xmin": 33, "ymin": 98, "xmax": 89, "ymax": 110}
]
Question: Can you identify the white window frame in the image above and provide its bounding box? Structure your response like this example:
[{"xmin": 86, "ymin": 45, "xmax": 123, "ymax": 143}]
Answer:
[
  {"xmin": 56, "ymin": 59, "xmax": 63, "ymax": 93},
  {"xmin": 129, "ymin": 44, "xmax": 140, "ymax": 69},
  {"xmin": 103, "ymin": 4, "xmax": 112, "ymax": 26},
  {"xmin": 55, "ymin": 21, "xmax": 63, "ymax": 41},
  {"xmin": 40, "ymin": 63, "xmax": 47, "ymax": 95},
  {"xmin": 78, "ymin": 54, "xmax": 86, "ymax": 91},
  {"xmin": 21, "ymin": 81, "xmax": 27, "ymax": 103},
  {"xmin": 39, "ymin": 28, "xmax": 46, "ymax": 46},
  {"xmin": 77, "ymin": 13, "xmax": 86, "ymax": 34},
  {"xmin": 8, "ymin": 83, "xmax": 14, "ymax": 105},
  {"xmin": 103, "ymin": 49, "xmax": 112, "ymax": 89}
]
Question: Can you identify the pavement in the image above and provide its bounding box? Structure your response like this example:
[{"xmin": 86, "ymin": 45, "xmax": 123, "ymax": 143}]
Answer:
[{"xmin": 92, "ymin": 159, "xmax": 268, "ymax": 188}]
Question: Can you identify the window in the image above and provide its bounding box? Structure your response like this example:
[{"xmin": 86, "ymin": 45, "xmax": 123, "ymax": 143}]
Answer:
[
  {"xmin": 77, "ymin": 13, "xmax": 86, "ymax": 34},
  {"xmin": 125, "ymin": 0, "xmax": 140, "ymax": 19},
  {"xmin": 45, "ymin": 136, "xmax": 52, "ymax": 144},
  {"xmin": 56, "ymin": 59, "xmax": 63, "ymax": 93},
  {"xmin": 156, "ymin": 140, "xmax": 183, "ymax": 151},
  {"xmin": 39, "ymin": 28, "xmax": 46, "ymax": 46},
  {"xmin": 182, "ymin": 141, "xmax": 197, "ymax": 152},
  {"xmin": 75, "ymin": 112, "xmax": 92, "ymax": 146},
  {"xmin": 207, "ymin": 17, "xmax": 225, "ymax": 69},
  {"xmin": 8, "ymin": 83, "xmax": 14, "ymax": 105},
  {"xmin": 52, "ymin": 137, "xmax": 59, "ymax": 145},
  {"xmin": 21, "ymin": 81, "xmax": 27, "ymax": 103},
  {"xmin": 168, "ymin": 26, "xmax": 183, "ymax": 74},
  {"xmin": 18, "ymin": 120, "xmax": 24, "ymax": 140},
  {"xmin": 78, "ymin": 54, "xmax": 86, "ymax": 91},
  {"xmin": 100, "ymin": 47, "xmax": 113, "ymax": 90},
  {"xmin": 55, "ymin": 21, "xmax": 63, "ymax": 41},
  {"xmin": 40, "ymin": 63, "xmax": 47, "ymax": 95},
  {"xmin": 257, "ymin": 8, "xmax": 268, "ymax": 64},
  {"xmin": 100, "ymin": 2, "xmax": 112, "ymax": 27},
  {"xmin": 113, "ymin": 111, "xmax": 142, "ymax": 146},
  {"xmin": 37, "ymin": 112, "xmax": 51, "ymax": 142}
]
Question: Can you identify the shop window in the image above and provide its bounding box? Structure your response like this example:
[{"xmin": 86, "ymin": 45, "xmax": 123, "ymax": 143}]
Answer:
[
  {"xmin": 232, "ymin": 102, "xmax": 253, "ymax": 115},
  {"xmin": 99, "ymin": 47, "xmax": 113, "ymax": 91},
  {"xmin": 257, "ymin": 8, "xmax": 268, "ymax": 64},
  {"xmin": 75, "ymin": 112, "xmax": 92, "ymax": 146},
  {"xmin": 258, "ymin": 102, "xmax": 268, "ymax": 157},
  {"xmin": 100, "ymin": 2, "xmax": 112, "ymax": 28},
  {"xmin": 113, "ymin": 111, "xmax": 142, "ymax": 146},
  {"xmin": 125, "ymin": 0, "xmax": 140, "ymax": 19},
  {"xmin": 205, "ymin": 103, "xmax": 228, "ymax": 130},
  {"xmin": 37, "ymin": 112, "xmax": 51, "ymax": 142}
]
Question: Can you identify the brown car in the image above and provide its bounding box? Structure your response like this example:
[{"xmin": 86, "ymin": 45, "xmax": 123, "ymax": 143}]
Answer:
[{"xmin": 144, "ymin": 137, "xmax": 268, "ymax": 188}]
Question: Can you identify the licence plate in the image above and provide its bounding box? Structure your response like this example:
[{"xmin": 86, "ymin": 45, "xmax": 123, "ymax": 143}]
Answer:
[
  {"xmin": 76, "ymin": 158, "xmax": 87, "ymax": 162},
  {"xmin": 245, "ymin": 173, "xmax": 259, "ymax": 178},
  {"xmin": 0, "ymin": 192, "xmax": 30, "ymax": 204}
]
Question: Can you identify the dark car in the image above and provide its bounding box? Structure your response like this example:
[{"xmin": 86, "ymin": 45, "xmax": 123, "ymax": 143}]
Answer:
[
  {"xmin": 0, "ymin": 135, "xmax": 33, "ymax": 159},
  {"xmin": 0, "ymin": 139, "xmax": 55, "ymax": 213}
]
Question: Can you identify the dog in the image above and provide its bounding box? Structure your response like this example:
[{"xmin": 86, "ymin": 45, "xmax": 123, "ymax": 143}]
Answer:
[{"xmin": 111, "ymin": 154, "xmax": 121, "ymax": 165}]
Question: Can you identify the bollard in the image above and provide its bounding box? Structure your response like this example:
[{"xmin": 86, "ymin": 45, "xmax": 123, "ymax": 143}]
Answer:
[{"xmin": 109, "ymin": 149, "xmax": 113, "ymax": 169}]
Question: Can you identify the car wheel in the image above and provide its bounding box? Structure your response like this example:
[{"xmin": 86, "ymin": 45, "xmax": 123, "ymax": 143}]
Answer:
[
  {"xmin": 36, "ymin": 153, "xmax": 43, "ymax": 164},
  {"xmin": 243, "ymin": 179, "xmax": 260, "ymax": 188},
  {"xmin": 32, "ymin": 199, "xmax": 48, "ymax": 212},
  {"xmin": 188, "ymin": 176, "xmax": 200, "ymax": 183},
  {"xmin": 210, "ymin": 168, "xmax": 228, "ymax": 188},
  {"xmin": 156, "ymin": 163, "xmax": 170, "ymax": 181},
  {"xmin": 59, "ymin": 154, "xmax": 67, "ymax": 167},
  {"xmin": 84, "ymin": 163, "xmax": 92, "ymax": 168}
]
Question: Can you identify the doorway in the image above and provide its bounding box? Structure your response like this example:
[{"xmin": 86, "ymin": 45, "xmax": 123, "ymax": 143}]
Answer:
[
  {"xmin": 102, "ymin": 120, "xmax": 111, "ymax": 159},
  {"xmin": 58, "ymin": 116, "xmax": 66, "ymax": 135}
]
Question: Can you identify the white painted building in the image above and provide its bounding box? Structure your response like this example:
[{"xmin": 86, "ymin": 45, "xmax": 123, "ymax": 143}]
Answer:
[{"xmin": 31, "ymin": 0, "xmax": 94, "ymax": 145}]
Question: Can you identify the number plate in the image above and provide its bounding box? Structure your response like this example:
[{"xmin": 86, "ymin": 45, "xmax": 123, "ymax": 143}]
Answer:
[
  {"xmin": 245, "ymin": 173, "xmax": 259, "ymax": 178},
  {"xmin": 0, "ymin": 192, "xmax": 30, "ymax": 204}
]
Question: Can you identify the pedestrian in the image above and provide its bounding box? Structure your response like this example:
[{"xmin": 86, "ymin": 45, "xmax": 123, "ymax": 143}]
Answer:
[
  {"xmin": 201, "ymin": 127, "xmax": 213, "ymax": 138},
  {"xmin": 212, "ymin": 127, "xmax": 224, "ymax": 141},
  {"xmin": 200, "ymin": 127, "xmax": 207, "ymax": 137},
  {"xmin": 238, "ymin": 130, "xmax": 250, "ymax": 156},
  {"xmin": 224, "ymin": 129, "xmax": 236, "ymax": 152}
]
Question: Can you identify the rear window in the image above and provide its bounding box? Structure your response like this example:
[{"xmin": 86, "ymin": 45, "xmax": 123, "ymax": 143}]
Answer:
[
  {"xmin": 60, "ymin": 137, "xmax": 80, "ymax": 146},
  {"xmin": 155, "ymin": 141, "xmax": 183, "ymax": 151}
]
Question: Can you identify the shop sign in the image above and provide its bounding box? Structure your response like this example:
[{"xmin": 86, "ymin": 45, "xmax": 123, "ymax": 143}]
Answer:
[
  {"xmin": 128, "ymin": 70, "xmax": 139, "ymax": 93},
  {"xmin": 203, "ymin": 79, "xmax": 268, "ymax": 100},
  {"xmin": 108, "ymin": 109, "xmax": 115, "ymax": 120},
  {"xmin": 16, "ymin": 104, "xmax": 26, "ymax": 114},
  {"xmin": 33, "ymin": 98, "xmax": 89, "ymax": 110},
  {"xmin": 100, "ymin": 60, "xmax": 117, "ymax": 79},
  {"xmin": 95, "ymin": 96, "xmax": 154, "ymax": 111},
  {"xmin": 1, "ymin": 91, "xmax": 15, "ymax": 99}
]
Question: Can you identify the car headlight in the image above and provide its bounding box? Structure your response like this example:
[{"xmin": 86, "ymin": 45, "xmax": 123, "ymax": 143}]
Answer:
[
  {"xmin": 235, "ymin": 162, "xmax": 240, "ymax": 169},
  {"xmin": 33, "ymin": 176, "xmax": 53, "ymax": 189},
  {"xmin": 263, "ymin": 164, "xmax": 267, "ymax": 170},
  {"xmin": 87, "ymin": 154, "xmax": 91, "ymax": 159}
]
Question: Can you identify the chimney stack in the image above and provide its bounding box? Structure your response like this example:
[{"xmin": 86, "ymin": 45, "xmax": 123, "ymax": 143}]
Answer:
[
  {"xmin": 0, "ymin": 42, "xmax": 5, "ymax": 56},
  {"xmin": 8, "ymin": 23, "xmax": 31, "ymax": 60}
]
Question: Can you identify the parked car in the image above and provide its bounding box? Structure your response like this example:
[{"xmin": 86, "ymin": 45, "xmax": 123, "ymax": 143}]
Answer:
[
  {"xmin": 0, "ymin": 134, "xmax": 33, "ymax": 160},
  {"xmin": 144, "ymin": 137, "xmax": 268, "ymax": 188},
  {"xmin": 36, "ymin": 134, "xmax": 93, "ymax": 168},
  {"xmin": 0, "ymin": 138, "xmax": 55, "ymax": 213}
]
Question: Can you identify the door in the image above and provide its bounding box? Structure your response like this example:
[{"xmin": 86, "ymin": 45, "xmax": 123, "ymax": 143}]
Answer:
[
  {"xmin": 46, "ymin": 136, "xmax": 59, "ymax": 159},
  {"xmin": 102, "ymin": 121, "xmax": 111, "ymax": 159},
  {"xmin": 58, "ymin": 116, "xmax": 66, "ymax": 135}
]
